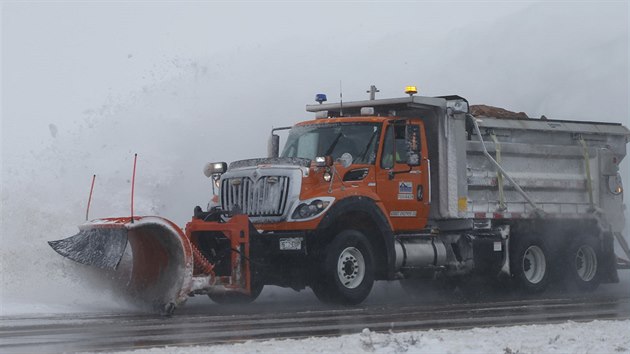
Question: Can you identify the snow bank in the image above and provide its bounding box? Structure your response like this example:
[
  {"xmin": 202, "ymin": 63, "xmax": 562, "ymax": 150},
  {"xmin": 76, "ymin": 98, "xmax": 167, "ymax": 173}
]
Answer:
[{"xmin": 103, "ymin": 320, "xmax": 630, "ymax": 354}]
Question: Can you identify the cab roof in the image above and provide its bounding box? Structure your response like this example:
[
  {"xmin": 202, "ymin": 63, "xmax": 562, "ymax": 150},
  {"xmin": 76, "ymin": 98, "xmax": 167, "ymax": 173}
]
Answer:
[
  {"xmin": 294, "ymin": 116, "xmax": 389, "ymax": 127},
  {"xmin": 305, "ymin": 95, "xmax": 469, "ymax": 119}
]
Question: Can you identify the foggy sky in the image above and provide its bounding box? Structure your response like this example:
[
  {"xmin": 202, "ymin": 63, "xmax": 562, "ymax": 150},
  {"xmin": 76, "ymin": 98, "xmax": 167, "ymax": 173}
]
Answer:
[
  {"xmin": 2, "ymin": 2, "xmax": 628, "ymax": 218},
  {"xmin": 0, "ymin": 1, "xmax": 629, "ymax": 305},
  {"xmin": 3, "ymin": 1, "xmax": 628, "ymax": 223}
]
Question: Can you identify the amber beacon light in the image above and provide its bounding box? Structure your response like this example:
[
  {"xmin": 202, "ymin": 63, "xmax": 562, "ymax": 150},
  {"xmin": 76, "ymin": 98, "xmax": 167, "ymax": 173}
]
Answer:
[{"xmin": 405, "ymin": 86, "xmax": 418, "ymax": 96}]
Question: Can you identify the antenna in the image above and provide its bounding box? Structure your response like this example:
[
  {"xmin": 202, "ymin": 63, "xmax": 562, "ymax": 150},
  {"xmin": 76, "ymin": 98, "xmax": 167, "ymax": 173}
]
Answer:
[
  {"xmin": 85, "ymin": 174, "xmax": 96, "ymax": 221},
  {"xmin": 339, "ymin": 80, "xmax": 343, "ymax": 116},
  {"xmin": 131, "ymin": 153, "xmax": 137, "ymax": 223}
]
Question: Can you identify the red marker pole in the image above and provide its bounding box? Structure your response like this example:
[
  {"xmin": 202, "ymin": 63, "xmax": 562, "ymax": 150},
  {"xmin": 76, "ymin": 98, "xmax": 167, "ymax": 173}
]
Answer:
[
  {"xmin": 131, "ymin": 153, "xmax": 137, "ymax": 223},
  {"xmin": 85, "ymin": 174, "xmax": 96, "ymax": 221}
]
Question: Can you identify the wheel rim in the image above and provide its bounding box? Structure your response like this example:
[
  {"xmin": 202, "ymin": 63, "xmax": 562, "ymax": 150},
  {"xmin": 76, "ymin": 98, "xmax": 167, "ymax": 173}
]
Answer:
[
  {"xmin": 575, "ymin": 245, "xmax": 597, "ymax": 281},
  {"xmin": 522, "ymin": 245, "xmax": 546, "ymax": 284},
  {"xmin": 337, "ymin": 247, "xmax": 365, "ymax": 289}
]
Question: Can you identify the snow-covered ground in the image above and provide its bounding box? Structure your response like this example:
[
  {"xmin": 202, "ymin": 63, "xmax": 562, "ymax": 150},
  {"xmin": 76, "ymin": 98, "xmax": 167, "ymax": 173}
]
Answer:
[{"xmin": 107, "ymin": 320, "xmax": 630, "ymax": 354}]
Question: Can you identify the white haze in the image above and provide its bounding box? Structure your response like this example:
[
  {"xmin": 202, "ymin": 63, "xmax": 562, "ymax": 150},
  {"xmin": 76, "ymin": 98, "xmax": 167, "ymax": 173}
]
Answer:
[{"xmin": 1, "ymin": 2, "xmax": 628, "ymax": 311}]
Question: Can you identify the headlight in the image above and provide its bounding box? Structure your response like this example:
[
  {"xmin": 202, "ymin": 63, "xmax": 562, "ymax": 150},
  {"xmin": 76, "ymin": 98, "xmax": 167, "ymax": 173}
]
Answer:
[
  {"xmin": 203, "ymin": 162, "xmax": 227, "ymax": 177},
  {"xmin": 290, "ymin": 197, "xmax": 334, "ymax": 221},
  {"xmin": 323, "ymin": 171, "xmax": 332, "ymax": 182}
]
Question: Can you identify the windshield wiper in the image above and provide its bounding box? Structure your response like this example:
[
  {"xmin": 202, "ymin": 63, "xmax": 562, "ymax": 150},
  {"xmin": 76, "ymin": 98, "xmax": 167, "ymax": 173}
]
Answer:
[
  {"xmin": 358, "ymin": 130, "xmax": 378, "ymax": 163},
  {"xmin": 324, "ymin": 133, "xmax": 343, "ymax": 156}
]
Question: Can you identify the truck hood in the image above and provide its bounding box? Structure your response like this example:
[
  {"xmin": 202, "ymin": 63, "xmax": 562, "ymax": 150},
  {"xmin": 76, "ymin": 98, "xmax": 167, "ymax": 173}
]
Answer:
[{"xmin": 229, "ymin": 157, "xmax": 311, "ymax": 170}]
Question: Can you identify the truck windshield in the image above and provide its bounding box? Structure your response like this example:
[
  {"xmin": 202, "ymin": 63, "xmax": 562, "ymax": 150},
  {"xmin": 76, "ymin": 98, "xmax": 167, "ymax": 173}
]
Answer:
[{"xmin": 281, "ymin": 122, "xmax": 382, "ymax": 164}]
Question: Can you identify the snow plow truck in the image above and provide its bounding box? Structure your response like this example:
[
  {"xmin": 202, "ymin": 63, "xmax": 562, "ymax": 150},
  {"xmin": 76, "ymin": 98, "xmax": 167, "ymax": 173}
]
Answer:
[{"xmin": 50, "ymin": 86, "xmax": 630, "ymax": 314}]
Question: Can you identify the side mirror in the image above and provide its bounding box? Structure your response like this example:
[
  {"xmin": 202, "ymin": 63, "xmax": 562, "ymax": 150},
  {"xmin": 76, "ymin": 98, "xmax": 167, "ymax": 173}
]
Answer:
[
  {"xmin": 268, "ymin": 134, "xmax": 280, "ymax": 158},
  {"xmin": 405, "ymin": 125, "xmax": 421, "ymax": 166},
  {"xmin": 338, "ymin": 153, "xmax": 353, "ymax": 168},
  {"xmin": 314, "ymin": 156, "xmax": 333, "ymax": 167},
  {"xmin": 203, "ymin": 162, "xmax": 227, "ymax": 177}
]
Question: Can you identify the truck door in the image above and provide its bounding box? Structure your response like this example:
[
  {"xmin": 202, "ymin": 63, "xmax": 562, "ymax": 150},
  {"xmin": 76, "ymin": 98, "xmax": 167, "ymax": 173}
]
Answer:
[{"xmin": 376, "ymin": 120, "xmax": 429, "ymax": 231}]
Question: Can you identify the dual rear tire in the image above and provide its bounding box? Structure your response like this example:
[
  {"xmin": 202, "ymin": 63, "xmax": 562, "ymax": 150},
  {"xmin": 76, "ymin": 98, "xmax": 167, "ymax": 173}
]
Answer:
[
  {"xmin": 510, "ymin": 233, "xmax": 601, "ymax": 293},
  {"xmin": 563, "ymin": 236, "xmax": 601, "ymax": 291},
  {"xmin": 510, "ymin": 237, "xmax": 551, "ymax": 293}
]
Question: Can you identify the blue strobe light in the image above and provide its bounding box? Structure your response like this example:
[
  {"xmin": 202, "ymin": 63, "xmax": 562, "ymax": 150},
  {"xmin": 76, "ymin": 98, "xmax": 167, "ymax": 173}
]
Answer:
[{"xmin": 315, "ymin": 94, "xmax": 327, "ymax": 104}]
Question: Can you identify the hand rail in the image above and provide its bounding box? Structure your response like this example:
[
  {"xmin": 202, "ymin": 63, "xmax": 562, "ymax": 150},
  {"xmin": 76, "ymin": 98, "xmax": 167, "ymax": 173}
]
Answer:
[
  {"xmin": 577, "ymin": 135, "xmax": 596, "ymax": 211},
  {"xmin": 466, "ymin": 114, "xmax": 543, "ymax": 215},
  {"xmin": 489, "ymin": 131, "xmax": 507, "ymax": 211}
]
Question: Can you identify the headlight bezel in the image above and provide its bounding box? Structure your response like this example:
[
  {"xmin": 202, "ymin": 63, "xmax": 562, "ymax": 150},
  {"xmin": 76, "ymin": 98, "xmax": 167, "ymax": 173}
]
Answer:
[{"xmin": 288, "ymin": 197, "xmax": 335, "ymax": 222}]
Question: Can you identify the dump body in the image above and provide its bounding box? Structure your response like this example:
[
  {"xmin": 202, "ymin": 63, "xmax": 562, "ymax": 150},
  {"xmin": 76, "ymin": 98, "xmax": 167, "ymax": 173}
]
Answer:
[{"xmin": 437, "ymin": 113, "xmax": 628, "ymax": 234}]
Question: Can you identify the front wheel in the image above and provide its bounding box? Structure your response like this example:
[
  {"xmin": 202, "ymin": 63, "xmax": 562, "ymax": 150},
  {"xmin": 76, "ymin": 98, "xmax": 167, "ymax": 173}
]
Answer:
[{"xmin": 311, "ymin": 229, "xmax": 374, "ymax": 305}]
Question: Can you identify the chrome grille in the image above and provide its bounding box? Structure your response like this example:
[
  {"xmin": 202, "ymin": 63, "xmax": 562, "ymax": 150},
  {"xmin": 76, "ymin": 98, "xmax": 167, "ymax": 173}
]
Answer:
[{"xmin": 221, "ymin": 176, "xmax": 290, "ymax": 217}]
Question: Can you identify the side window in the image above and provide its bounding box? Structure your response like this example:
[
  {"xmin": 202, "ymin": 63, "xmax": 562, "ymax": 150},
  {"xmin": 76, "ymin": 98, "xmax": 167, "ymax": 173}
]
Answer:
[
  {"xmin": 394, "ymin": 124, "xmax": 408, "ymax": 164},
  {"xmin": 381, "ymin": 126, "xmax": 394, "ymax": 169},
  {"xmin": 381, "ymin": 124, "xmax": 409, "ymax": 168},
  {"xmin": 405, "ymin": 124, "xmax": 421, "ymax": 166},
  {"xmin": 381, "ymin": 123, "xmax": 421, "ymax": 168}
]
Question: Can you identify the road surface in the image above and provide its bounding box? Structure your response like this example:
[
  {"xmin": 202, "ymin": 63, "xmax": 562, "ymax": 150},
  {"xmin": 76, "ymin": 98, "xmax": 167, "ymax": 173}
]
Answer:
[{"xmin": 2, "ymin": 280, "xmax": 629, "ymax": 353}]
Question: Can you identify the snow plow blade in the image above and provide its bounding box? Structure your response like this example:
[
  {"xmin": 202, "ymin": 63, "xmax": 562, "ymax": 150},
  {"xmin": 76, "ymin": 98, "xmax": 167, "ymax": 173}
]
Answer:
[{"xmin": 49, "ymin": 214, "xmax": 254, "ymax": 314}]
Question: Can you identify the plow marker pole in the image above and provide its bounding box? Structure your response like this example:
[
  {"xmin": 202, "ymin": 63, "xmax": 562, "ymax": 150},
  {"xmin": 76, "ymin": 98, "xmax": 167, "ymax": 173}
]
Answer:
[
  {"xmin": 131, "ymin": 153, "xmax": 137, "ymax": 223},
  {"xmin": 86, "ymin": 174, "xmax": 96, "ymax": 221}
]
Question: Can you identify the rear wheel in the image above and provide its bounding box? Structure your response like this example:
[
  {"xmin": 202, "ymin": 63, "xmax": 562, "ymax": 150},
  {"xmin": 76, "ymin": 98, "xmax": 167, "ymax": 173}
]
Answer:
[
  {"xmin": 564, "ymin": 235, "xmax": 601, "ymax": 292},
  {"xmin": 208, "ymin": 281, "xmax": 264, "ymax": 304},
  {"xmin": 310, "ymin": 229, "xmax": 374, "ymax": 305},
  {"xmin": 510, "ymin": 235, "xmax": 551, "ymax": 293}
]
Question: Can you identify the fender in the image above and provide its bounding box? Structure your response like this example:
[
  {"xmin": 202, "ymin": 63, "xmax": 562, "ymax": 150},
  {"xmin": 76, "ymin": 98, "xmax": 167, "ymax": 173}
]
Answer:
[{"xmin": 316, "ymin": 196, "xmax": 396, "ymax": 280}]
